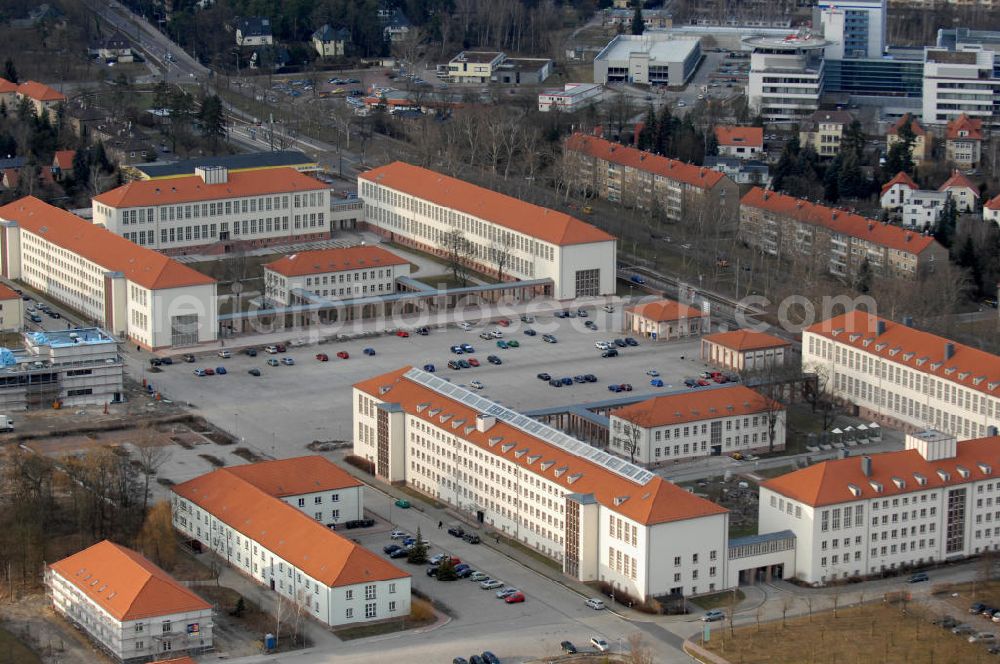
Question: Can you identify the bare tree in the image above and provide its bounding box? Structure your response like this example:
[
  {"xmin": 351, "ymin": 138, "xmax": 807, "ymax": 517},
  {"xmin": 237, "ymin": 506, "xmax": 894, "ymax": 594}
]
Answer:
[
  {"xmin": 625, "ymin": 632, "xmax": 655, "ymax": 664},
  {"xmin": 273, "ymin": 590, "xmax": 291, "ymax": 648},
  {"xmin": 487, "ymin": 232, "xmax": 514, "ymax": 284},
  {"xmin": 440, "ymin": 229, "xmax": 473, "ymax": 286},
  {"xmin": 134, "ymin": 426, "xmax": 171, "ymax": 515},
  {"xmin": 618, "ymin": 417, "xmax": 645, "ymax": 465}
]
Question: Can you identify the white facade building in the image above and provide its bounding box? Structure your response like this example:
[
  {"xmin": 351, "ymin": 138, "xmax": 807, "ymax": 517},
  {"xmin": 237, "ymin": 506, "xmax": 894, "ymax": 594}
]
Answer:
[
  {"xmin": 354, "ymin": 367, "xmax": 731, "ymax": 601},
  {"xmin": 817, "ymin": 0, "xmax": 886, "ymax": 60},
  {"xmin": 47, "ymin": 540, "xmax": 213, "ymax": 663},
  {"xmin": 609, "ymin": 385, "xmax": 787, "ymax": 464},
  {"xmin": 0, "ymin": 197, "xmax": 217, "ymax": 350},
  {"xmin": 901, "ymin": 189, "xmax": 949, "ymax": 228},
  {"xmin": 802, "ymin": 310, "xmax": 1000, "ymax": 440},
  {"xmin": 538, "ymin": 83, "xmax": 603, "ymax": 112},
  {"xmin": 984, "ymin": 194, "xmax": 1000, "ymax": 226},
  {"xmin": 359, "ymin": 162, "xmax": 617, "ymax": 300},
  {"xmin": 879, "ymin": 171, "xmax": 919, "ymax": 210},
  {"xmin": 922, "ymin": 45, "xmax": 1000, "ymax": 127},
  {"xmin": 761, "ymin": 430, "xmax": 1000, "ymax": 585},
  {"xmin": 172, "ymin": 457, "xmax": 408, "ymax": 627},
  {"xmin": 447, "ymin": 51, "xmax": 506, "ymax": 83},
  {"xmin": 745, "ymin": 32, "xmax": 830, "ymax": 123},
  {"xmin": 593, "ymin": 34, "xmax": 701, "ymax": 86},
  {"xmin": 263, "ymin": 245, "xmax": 410, "ymax": 306},
  {"xmin": 92, "ymin": 166, "xmax": 330, "ymax": 253}
]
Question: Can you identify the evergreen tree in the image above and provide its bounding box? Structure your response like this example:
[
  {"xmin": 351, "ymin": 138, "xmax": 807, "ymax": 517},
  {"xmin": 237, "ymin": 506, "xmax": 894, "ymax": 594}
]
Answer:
[
  {"xmin": 854, "ymin": 258, "xmax": 872, "ymax": 294},
  {"xmin": 935, "ymin": 198, "xmax": 958, "ymax": 248},
  {"xmin": 436, "ymin": 557, "xmax": 458, "ymax": 581},
  {"xmin": 956, "ymin": 235, "xmax": 982, "ymax": 295},
  {"xmin": 631, "ymin": 2, "xmax": 644, "ymax": 36},
  {"xmin": 636, "ymin": 106, "xmax": 656, "ymax": 151},
  {"xmin": 885, "ymin": 141, "xmax": 914, "ymax": 177},
  {"xmin": 199, "ymin": 94, "xmax": 226, "ymax": 144},
  {"xmin": 3, "ymin": 58, "xmax": 17, "ymax": 84},
  {"xmin": 841, "ymin": 120, "xmax": 866, "ymax": 163},
  {"xmin": 823, "ymin": 156, "xmax": 841, "ymax": 202},
  {"xmin": 407, "ymin": 527, "xmax": 428, "ymax": 564},
  {"xmin": 71, "ymin": 148, "xmax": 91, "ymax": 187},
  {"xmin": 837, "ymin": 150, "xmax": 865, "ymax": 199}
]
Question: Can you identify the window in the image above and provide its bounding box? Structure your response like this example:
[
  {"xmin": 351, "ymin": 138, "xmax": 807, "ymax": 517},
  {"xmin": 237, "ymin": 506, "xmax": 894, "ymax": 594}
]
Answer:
[
  {"xmin": 346, "ymin": 608, "xmax": 354, "ymax": 619},
  {"xmin": 297, "ymin": 498, "xmax": 305, "ymax": 507},
  {"xmin": 365, "ymin": 603, "xmax": 377, "ymax": 619},
  {"xmin": 345, "ymin": 589, "xmax": 354, "ymax": 600},
  {"xmin": 314, "ymin": 512, "xmax": 322, "ymax": 520},
  {"xmin": 135, "ymin": 641, "xmax": 144, "ymax": 650},
  {"xmin": 161, "ymin": 622, "xmax": 172, "ymax": 634},
  {"xmin": 331, "ymin": 493, "xmax": 340, "ymax": 502},
  {"xmin": 389, "ymin": 600, "xmax": 396, "ymax": 612},
  {"xmin": 389, "ymin": 583, "xmax": 396, "ymax": 594},
  {"xmin": 314, "ymin": 496, "xmax": 323, "ymax": 504},
  {"xmin": 673, "ymin": 556, "xmax": 681, "ymax": 566},
  {"xmin": 365, "ymin": 584, "xmax": 376, "ymax": 600},
  {"xmin": 135, "ymin": 624, "xmax": 144, "ymax": 633}
]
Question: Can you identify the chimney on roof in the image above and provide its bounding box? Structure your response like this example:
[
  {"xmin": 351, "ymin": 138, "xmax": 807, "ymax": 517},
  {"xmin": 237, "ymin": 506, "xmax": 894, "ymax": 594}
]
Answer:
[
  {"xmin": 944, "ymin": 342, "xmax": 955, "ymax": 361},
  {"xmin": 861, "ymin": 455, "xmax": 872, "ymax": 478},
  {"xmin": 476, "ymin": 414, "xmax": 496, "ymax": 433},
  {"xmin": 876, "ymin": 320, "xmax": 886, "ymax": 336},
  {"xmin": 905, "ymin": 232, "xmax": 911, "ymax": 242},
  {"xmin": 868, "ymin": 221, "xmax": 874, "ymax": 230},
  {"xmin": 762, "ymin": 191, "xmax": 769, "ymax": 200},
  {"xmin": 903, "ymin": 315, "xmax": 914, "ymax": 327},
  {"xmin": 196, "ymin": 165, "xmax": 228, "ymax": 185}
]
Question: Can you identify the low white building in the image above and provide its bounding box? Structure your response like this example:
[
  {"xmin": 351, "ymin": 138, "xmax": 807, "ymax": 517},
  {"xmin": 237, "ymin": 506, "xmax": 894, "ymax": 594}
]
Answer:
[
  {"xmin": 0, "ymin": 197, "xmax": 217, "ymax": 351},
  {"xmin": 593, "ymin": 34, "xmax": 701, "ymax": 86},
  {"xmin": 359, "ymin": 162, "xmax": 617, "ymax": 300},
  {"xmin": 263, "ymin": 245, "xmax": 409, "ymax": 306},
  {"xmin": 172, "ymin": 457, "xmax": 409, "ymax": 627},
  {"xmin": 354, "ymin": 366, "xmax": 732, "ymax": 601},
  {"xmin": 447, "ymin": 51, "xmax": 506, "ymax": 83},
  {"xmin": 902, "ymin": 189, "xmax": 949, "ymax": 228},
  {"xmin": 802, "ymin": 310, "xmax": 1000, "ymax": 440},
  {"xmin": 879, "ymin": 171, "xmax": 919, "ymax": 210},
  {"xmin": 761, "ymin": 430, "xmax": 1000, "ymax": 585},
  {"xmin": 92, "ymin": 166, "xmax": 330, "ymax": 253},
  {"xmin": 236, "ymin": 17, "xmax": 273, "ymax": 47},
  {"xmin": 714, "ymin": 126, "xmax": 764, "ymax": 160},
  {"xmin": 609, "ymin": 385, "xmax": 786, "ymax": 464},
  {"xmin": 538, "ymin": 83, "xmax": 602, "ymax": 112},
  {"xmin": 47, "ymin": 540, "xmax": 213, "ymax": 663}
]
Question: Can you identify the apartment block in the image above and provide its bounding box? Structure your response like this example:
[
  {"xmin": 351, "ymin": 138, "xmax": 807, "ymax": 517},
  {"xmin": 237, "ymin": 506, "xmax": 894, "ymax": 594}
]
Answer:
[
  {"xmin": 263, "ymin": 245, "xmax": 409, "ymax": 306},
  {"xmin": 802, "ymin": 310, "xmax": 1000, "ymax": 439},
  {"xmin": 923, "ymin": 47, "xmax": 1000, "ymax": 130},
  {"xmin": 562, "ymin": 133, "xmax": 739, "ymax": 225},
  {"xmin": 944, "ymin": 114, "xmax": 985, "ymax": 168}
]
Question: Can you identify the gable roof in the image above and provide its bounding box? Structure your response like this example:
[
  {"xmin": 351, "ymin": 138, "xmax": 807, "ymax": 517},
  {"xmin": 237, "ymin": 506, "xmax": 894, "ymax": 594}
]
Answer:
[
  {"xmin": 16, "ymin": 80, "xmax": 65, "ymax": 103},
  {"xmin": 49, "ymin": 540, "xmax": 211, "ymax": 621},
  {"xmin": 313, "ymin": 24, "xmax": 350, "ymax": 42},
  {"xmin": 612, "ymin": 385, "xmax": 781, "ymax": 428},
  {"xmin": 888, "ymin": 113, "xmax": 926, "ymax": 137},
  {"xmin": 802, "ymin": 109, "xmax": 854, "ymax": 129},
  {"xmin": 804, "ymin": 310, "xmax": 1000, "ymax": 399},
  {"xmin": 880, "ymin": 171, "xmax": 918, "ymax": 196},
  {"xmin": 703, "ymin": 329, "xmax": 791, "ymax": 352},
  {"xmin": 946, "ymin": 113, "xmax": 983, "ymax": 141},
  {"xmin": 763, "ymin": 435, "xmax": 1000, "ymax": 507},
  {"xmin": 714, "ymin": 126, "xmax": 763, "ymax": 148},
  {"xmin": 938, "ymin": 169, "xmax": 979, "ymax": 196},
  {"xmin": 986, "ymin": 193, "xmax": 1000, "ymax": 211},
  {"xmin": 627, "ymin": 299, "xmax": 704, "ymax": 323},
  {"xmin": 53, "ymin": 150, "xmax": 75, "ymax": 170},
  {"xmin": 360, "ymin": 162, "xmax": 615, "ymax": 247},
  {"xmin": 93, "ymin": 167, "xmax": 326, "ymax": 208},
  {"xmin": 265, "ymin": 245, "xmax": 407, "ymax": 278},
  {"xmin": 173, "ymin": 467, "xmax": 407, "ymax": 587},
  {"xmin": 237, "ymin": 17, "xmax": 272, "ymax": 37},
  {"xmin": 0, "ymin": 283, "xmax": 18, "ymax": 300},
  {"xmin": 354, "ymin": 367, "xmax": 728, "ymax": 526},
  {"xmin": 0, "ymin": 197, "xmax": 215, "ymax": 290},
  {"xmin": 564, "ymin": 133, "xmax": 728, "ymax": 191},
  {"xmin": 0, "ymin": 78, "xmax": 16, "ymax": 94},
  {"xmin": 220, "ymin": 456, "xmax": 362, "ymax": 496},
  {"xmin": 741, "ymin": 187, "xmax": 941, "ymax": 256}
]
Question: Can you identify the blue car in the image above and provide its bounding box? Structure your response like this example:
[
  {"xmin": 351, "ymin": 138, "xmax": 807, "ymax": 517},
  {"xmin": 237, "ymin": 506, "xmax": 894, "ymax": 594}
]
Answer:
[
  {"xmin": 423, "ymin": 363, "xmax": 436, "ymax": 373},
  {"xmin": 450, "ymin": 345, "xmax": 464, "ymax": 354},
  {"xmin": 216, "ymin": 366, "xmax": 228, "ymax": 375},
  {"xmin": 608, "ymin": 384, "xmax": 622, "ymax": 393},
  {"xmin": 496, "ymin": 340, "xmax": 508, "ymax": 349},
  {"xmin": 364, "ymin": 347, "xmax": 376, "ymax": 356},
  {"xmin": 461, "ymin": 343, "xmax": 475, "ymax": 353},
  {"xmin": 560, "ymin": 377, "xmax": 573, "ymax": 386},
  {"xmin": 651, "ymin": 378, "xmax": 664, "ymax": 387}
]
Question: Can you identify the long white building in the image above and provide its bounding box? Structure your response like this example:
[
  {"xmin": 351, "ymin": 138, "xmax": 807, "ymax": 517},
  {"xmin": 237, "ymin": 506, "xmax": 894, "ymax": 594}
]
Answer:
[
  {"xmin": 609, "ymin": 386, "xmax": 786, "ymax": 464},
  {"xmin": 47, "ymin": 540, "xmax": 213, "ymax": 663},
  {"xmin": 172, "ymin": 457, "xmax": 409, "ymax": 627},
  {"xmin": 359, "ymin": 162, "xmax": 617, "ymax": 300},
  {"xmin": 354, "ymin": 367, "xmax": 731, "ymax": 601},
  {"xmin": 761, "ymin": 430, "xmax": 1000, "ymax": 585},
  {"xmin": 92, "ymin": 166, "xmax": 330, "ymax": 254},
  {"xmin": 263, "ymin": 245, "xmax": 410, "ymax": 306},
  {"xmin": 0, "ymin": 197, "xmax": 217, "ymax": 350},
  {"xmin": 922, "ymin": 44, "xmax": 1000, "ymax": 128},
  {"xmin": 802, "ymin": 310, "xmax": 1000, "ymax": 440}
]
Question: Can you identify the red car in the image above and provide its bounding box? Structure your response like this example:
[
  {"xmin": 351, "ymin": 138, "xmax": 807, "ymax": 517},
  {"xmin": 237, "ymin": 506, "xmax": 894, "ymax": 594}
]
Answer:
[
  {"xmin": 697, "ymin": 378, "xmax": 711, "ymax": 386},
  {"xmin": 619, "ymin": 383, "xmax": 632, "ymax": 392},
  {"xmin": 204, "ymin": 368, "xmax": 215, "ymax": 376},
  {"xmin": 275, "ymin": 344, "xmax": 287, "ymax": 353},
  {"xmin": 497, "ymin": 319, "xmax": 510, "ymax": 327},
  {"xmin": 396, "ymin": 330, "xmax": 410, "ymax": 338},
  {"xmin": 504, "ymin": 591, "xmax": 526, "ymax": 603},
  {"xmin": 316, "ymin": 353, "xmax": 329, "ymax": 362},
  {"xmin": 337, "ymin": 351, "xmax": 350, "ymax": 359},
  {"xmin": 468, "ymin": 358, "xmax": 480, "ymax": 367}
]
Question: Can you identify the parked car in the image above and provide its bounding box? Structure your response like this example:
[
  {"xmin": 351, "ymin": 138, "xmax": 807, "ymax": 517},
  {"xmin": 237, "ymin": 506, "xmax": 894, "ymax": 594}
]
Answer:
[
  {"xmin": 455, "ymin": 566, "xmax": 474, "ymax": 578},
  {"xmin": 584, "ymin": 374, "xmax": 597, "ymax": 382},
  {"xmin": 507, "ymin": 340, "xmax": 520, "ymax": 348},
  {"xmin": 160, "ymin": 357, "xmax": 173, "ymax": 365},
  {"xmin": 264, "ymin": 345, "xmax": 279, "ymax": 354},
  {"xmin": 423, "ymin": 363, "xmax": 436, "ymax": 372},
  {"xmin": 337, "ymin": 351, "xmax": 350, "ymax": 359},
  {"xmin": 549, "ymin": 379, "xmax": 562, "ymax": 387},
  {"xmin": 390, "ymin": 529, "xmax": 407, "ymax": 539},
  {"xmin": 215, "ymin": 367, "xmax": 227, "ymax": 375},
  {"xmin": 651, "ymin": 378, "xmax": 664, "ymax": 387},
  {"xmin": 543, "ymin": 334, "xmax": 557, "ymax": 343},
  {"xmin": 537, "ymin": 372, "xmax": 551, "ymax": 381},
  {"xmin": 458, "ymin": 359, "xmax": 471, "ymax": 369},
  {"xmin": 647, "ymin": 369, "xmax": 660, "ymax": 377},
  {"xmin": 316, "ymin": 353, "xmax": 329, "ymax": 361},
  {"xmin": 448, "ymin": 360, "xmax": 462, "ymax": 370},
  {"xmin": 282, "ymin": 357, "xmax": 295, "ymax": 366},
  {"xmin": 560, "ymin": 377, "xmax": 573, "ymax": 386},
  {"xmin": 457, "ymin": 322, "xmax": 472, "ymax": 331},
  {"xmin": 504, "ymin": 592, "xmax": 525, "ymax": 604},
  {"xmin": 203, "ymin": 368, "xmax": 215, "ymax": 376},
  {"xmin": 244, "ymin": 348, "xmax": 258, "ymax": 357},
  {"xmin": 909, "ymin": 572, "xmax": 929, "ymax": 583},
  {"xmin": 602, "ymin": 349, "xmax": 618, "ymax": 358},
  {"xmin": 396, "ymin": 330, "xmax": 410, "ymax": 338},
  {"xmin": 625, "ymin": 337, "xmax": 639, "ymax": 346},
  {"xmin": 248, "ymin": 368, "xmax": 261, "ymax": 376},
  {"xmin": 480, "ymin": 579, "xmax": 503, "ymax": 589},
  {"xmin": 463, "ymin": 533, "xmax": 481, "ymax": 544},
  {"xmin": 395, "ymin": 499, "xmax": 411, "ymax": 509},
  {"xmin": 523, "ymin": 328, "xmax": 536, "ymax": 336},
  {"xmin": 461, "ymin": 343, "xmax": 474, "ymax": 353},
  {"xmin": 952, "ymin": 624, "xmax": 977, "ymax": 635},
  {"xmin": 275, "ymin": 344, "xmax": 286, "ymax": 352},
  {"xmin": 193, "ymin": 368, "xmax": 207, "ymax": 377},
  {"xmin": 383, "ymin": 544, "xmax": 402, "ymax": 555},
  {"xmin": 496, "ymin": 340, "xmax": 508, "ymax": 349},
  {"xmin": 267, "ymin": 358, "xmax": 280, "ymax": 366},
  {"xmin": 468, "ymin": 357, "xmax": 480, "ymax": 367},
  {"xmin": 971, "ymin": 603, "xmax": 988, "ymax": 615},
  {"xmin": 497, "ymin": 319, "xmax": 510, "ymax": 327},
  {"xmin": 364, "ymin": 347, "xmax": 376, "ymax": 356},
  {"xmin": 218, "ymin": 350, "xmax": 231, "ymax": 358},
  {"xmin": 344, "ymin": 518, "xmax": 375, "ymax": 529},
  {"xmin": 487, "ymin": 355, "xmax": 502, "ymax": 365},
  {"xmin": 496, "ymin": 587, "xmax": 520, "ymax": 599},
  {"xmin": 702, "ymin": 610, "xmax": 726, "ymax": 622},
  {"xmin": 183, "ymin": 353, "xmax": 196, "ymax": 363},
  {"xmin": 561, "ymin": 640, "xmax": 578, "ymax": 654},
  {"xmin": 389, "ymin": 547, "xmax": 408, "ymax": 559},
  {"xmin": 970, "ymin": 632, "xmax": 997, "ymax": 643},
  {"xmin": 585, "ymin": 320, "xmax": 597, "ymax": 330},
  {"xmin": 591, "ymin": 637, "xmax": 610, "ymax": 652},
  {"xmin": 585, "ymin": 597, "xmax": 606, "ymax": 610}
]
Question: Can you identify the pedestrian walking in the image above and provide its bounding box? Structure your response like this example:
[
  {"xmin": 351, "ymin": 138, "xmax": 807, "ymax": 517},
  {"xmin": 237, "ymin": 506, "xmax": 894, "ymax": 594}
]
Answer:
[{"xmin": 438, "ymin": 520, "xmax": 443, "ymax": 529}]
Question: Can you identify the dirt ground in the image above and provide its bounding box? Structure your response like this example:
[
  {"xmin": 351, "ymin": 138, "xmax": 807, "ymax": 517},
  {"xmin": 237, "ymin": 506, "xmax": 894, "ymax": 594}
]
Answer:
[{"xmin": 0, "ymin": 595, "xmax": 110, "ymax": 664}]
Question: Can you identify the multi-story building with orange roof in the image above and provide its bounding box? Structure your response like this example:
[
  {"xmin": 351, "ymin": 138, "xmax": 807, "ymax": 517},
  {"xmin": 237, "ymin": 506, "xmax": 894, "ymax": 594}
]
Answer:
[
  {"xmin": 609, "ymin": 385, "xmax": 786, "ymax": 464},
  {"xmin": 760, "ymin": 429, "xmax": 1000, "ymax": 585},
  {"xmin": 700, "ymin": 329, "xmax": 793, "ymax": 372},
  {"xmin": 0, "ymin": 197, "xmax": 217, "ymax": 350},
  {"xmin": 263, "ymin": 245, "xmax": 410, "ymax": 306},
  {"xmin": 14, "ymin": 80, "xmax": 65, "ymax": 121},
  {"xmin": 353, "ymin": 366, "xmax": 733, "ymax": 600},
  {"xmin": 886, "ymin": 113, "xmax": 930, "ymax": 165},
  {"xmin": 944, "ymin": 113, "xmax": 984, "ymax": 169},
  {"xmin": 46, "ymin": 540, "xmax": 213, "ymax": 663},
  {"xmin": 802, "ymin": 310, "xmax": 1000, "ymax": 439},
  {"xmin": 739, "ymin": 187, "xmax": 949, "ymax": 280},
  {"xmin": 358, "ymin": 162, "xmax": 617, "ymax": 300},
  {"xmin": 92, "ymin": 165, "xmax": 330, "ymax": 254},
  {"xmin": 714, "ymin": 126, "xmax": 764, "ymax": 160},
  {"xmin": 624, "ymin": 298, "xmax": 709, "ymax": 340},
  {"xmin": 561, "ymin": 133, "xmax": 739, "ymax": 225},
  {"xmin": 938, "ymin": 168, "xmax": 980, "ymax": 212},
  {"xmin": 171, "ymin": 456, "xmax": 409, "ymax": 627}
]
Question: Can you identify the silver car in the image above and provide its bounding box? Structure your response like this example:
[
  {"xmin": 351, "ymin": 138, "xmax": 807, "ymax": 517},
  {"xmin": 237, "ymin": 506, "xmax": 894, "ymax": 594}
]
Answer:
[{"xmin": 479, "ymin": 579, "xmax": 503, "ymax": 590}]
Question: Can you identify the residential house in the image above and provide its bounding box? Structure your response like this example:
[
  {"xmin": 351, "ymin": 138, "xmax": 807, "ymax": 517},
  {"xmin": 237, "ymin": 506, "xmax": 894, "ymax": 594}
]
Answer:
[
  {"xmin": 263, "ymin": 245, "xmax": 410, "ymax": 306},
  {"xmin": 447, "ymin": 51, "xmax": 506, "ymax": 84},
  {"xmin": 879, "ymin": 171, "xmax": 919, "ymax": 210},
  {"xmin": 886, "ymin": 114, "xmax": 930, "ymax": 165},
  {"xmin": 700, "ymin": 330, "xmax": 793, "ymax": 373},
  {"xmin": 15, "ymin": 80, "xmax": 66, "ymax": 121},
  {"xmin": 236, "ymin": 17, "xmax": 273, "ymax": 47},
  {"xmin": 704, "ymin": 156, "xmax": 771, "ymax": 187},
  {"xmin": 798, "ymin": 110, "xmax": 854, "ymax": 157},
  {"xmin": 312, "ymin": 25, "xmax": 350, "ymax": 58},
  {"xmin": 938, "ymin": 169, "xmax": 979, "ymax": 212},
  {"xmin": 945, "ymin": 114, "xmax": 983, "ymax": 169},
  {"xmin": 984, "ymin": 193, "xmax": 1000, "ymax": 227},
  {"xmin": 902, "ymin": 189, "xmax": 949, "ymax": 229},
  {"xmin": 624, "ymin": 299, "xmax": 709, "ymax": 340},
  {"xmin": 52, "ymin": 150, "xmax": 75, "ymax": 181},
  {"xmin": 562, "ymin": 133, "xmax": 739, "ymax": 225},
  {"xmin": 739, "ymin": 187, "xmax": 949, "ymax": 280},
  {"xmin": 380, "ymin": 8, "xmax": 411, "ymax": 42},
  {"xmin": 89, "ymin": 33, "xmax": 134, "ymax": 63},
  {"xmin": 538, "ymin": 83, "xmax": 602, "ymax": 112},
  {"xmin": 0, "ymin": 78, "xmax": 17, "ymax": 107},
  {"xmin": 715, "ymin": 126, "xmax": 764, "ymax": 160}
]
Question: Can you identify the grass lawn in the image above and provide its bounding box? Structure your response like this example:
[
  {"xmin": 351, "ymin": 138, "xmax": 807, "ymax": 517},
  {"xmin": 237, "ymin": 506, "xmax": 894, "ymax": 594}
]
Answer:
[
  {"xmin": 691, "ymin": 589, "xmax": 745, "ymax": 611},
  {"xmin": 700, "ymin": 602, "xmax": 992, "ymax": 664},
  {"xmin": 749, "ymin": 465, "xmax": 797, "ymax": 480},
  {"xmin": 0, "ymin": 625, "xmax": 41, "ymax": 664},
  {"xmin": 728, "ymin": 521, "xmax": 758, "ymax": 539}
]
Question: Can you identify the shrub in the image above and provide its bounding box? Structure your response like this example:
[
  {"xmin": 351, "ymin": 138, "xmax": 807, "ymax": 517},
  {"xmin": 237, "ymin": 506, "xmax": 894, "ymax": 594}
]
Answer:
[{"xmin": 344, "ymin": 455, "xmax": 374, "ymax": 474}]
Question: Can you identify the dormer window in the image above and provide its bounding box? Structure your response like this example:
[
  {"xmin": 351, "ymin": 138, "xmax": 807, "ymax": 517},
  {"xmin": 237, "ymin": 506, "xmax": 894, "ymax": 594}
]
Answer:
[
  {"xmin": 869, "ymin": 480, "xmax": 883, "ymax": 493},
  {"xmin": 937, "ymin": 469, "xmax": 950, "ymax": 482},
  {"xmin": 957, "ymin": 466, "xmax": 970, "ymax": 479},
  {"xmin": 913, "ymin": 473, "xmax": 927, "ymax": 486},
  {"xmin": 891, "ymin": 477, "xmax": 906, "ymax": 489},
  {"xmin": 848, "ymin": 483, "xmax": 862, "ymax": 497}
]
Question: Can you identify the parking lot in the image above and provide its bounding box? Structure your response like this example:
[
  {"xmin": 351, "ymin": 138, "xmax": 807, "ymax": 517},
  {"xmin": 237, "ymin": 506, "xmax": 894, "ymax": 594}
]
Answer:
[{"xmin": 129, "ymin": 309, "xmax": 708, "ymax": 454}]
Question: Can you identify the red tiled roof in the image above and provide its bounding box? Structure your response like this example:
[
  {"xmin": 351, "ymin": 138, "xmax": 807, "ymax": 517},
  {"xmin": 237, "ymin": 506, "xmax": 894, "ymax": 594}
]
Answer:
[
  {"xmin": 93, "ymin": 167, "xmax": 327, "ymax": 208},
  {"xmin": 53, "ymin": 150, "xmax": 75, "ymax": 170},
  {"xmin": 741, "ymin": 187, "xmax": 941, "ymax": 255},
  {"xmin": 564, "ymin": 133, "xmax": 727, "ymax": 191},
  {"xmin": 703, "ymin": 329, "xmax": 791, "ymax": 352},
  {"xmin": 627, "ymin": 299, "xmax": 704, "ymax": 323},
  {"xmin": 946, "ymin": 114, "xmax": 983, "ymax": 141},
  {"xmin": 49, "ymin": 540, "xmax": 211, "ymax": 621},
  {"xmin": 354, "ymin": 367, "xmax": 728, "ymax": 526},
  {"xmin": 612, "ymin": 385, "xmax": 781, "ymax": 428},
  {"xmin": 222, "ymin": 456, "xmax": 363, "ymax": 496},
  {"xmin": 804, "ymin": 310, "xmax": 1000, "ymax": 399},
  {"xmin": 265, "ymin": 246, "xmax": 408, "ymax": 278},
  {"xmin": 0, "ymin": 78, "xmax": 16, "ymax": 94},
  {"xmin": 888, "ymin": 113, "xmax": 925, "ymax": 137},
  {"xmin": 173, "ymin": 464, "xmax": 408, "ymax": 587},
  {"xmin": 0, "ymin": 283, "xmax": 19, "ymax": 300},
  {"xmin": 880, "ymin": 171, "xmax": 917, "ymax": 197},
  {"xmin": 152, "ymin": 658, "xmax": 198, "ymax": 664},
  {"xmin": 16, "ymin": 81, "xmax": 65, "ymax": 102},
  {"xmin": 0, "ymin": 197, "xmax": 216, "ymax": 290},
  {"xmin": 763, "ymin": 435, "xmax": 1000, "ymax": 507},
  {"xmin": 938, "ymin": 169, "xmax": 979, "ymax": 196},
  {"xmin": 360, "ymin": 162, "xmax": 615, "ymax": 246},
  {"xmin": 986, "ymin": 193, "xmax": 1000, "ymax": 211},
  {"xmin": 714, "ymin": 126, "xmax": 763, "ymax": 148}
]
